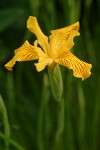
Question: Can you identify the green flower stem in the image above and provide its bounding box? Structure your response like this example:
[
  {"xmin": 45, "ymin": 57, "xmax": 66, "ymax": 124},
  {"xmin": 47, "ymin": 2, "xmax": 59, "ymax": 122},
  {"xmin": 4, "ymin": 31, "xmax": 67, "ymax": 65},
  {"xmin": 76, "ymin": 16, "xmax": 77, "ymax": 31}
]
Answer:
[
  {"xmin": 53, "ymin": 99, "xmax": 64, "ymax": 150},
  {"xmin": 48, "ymin": 65, "xmax": 63, "ymax": 102},
  {"xmin": 48, "ymin": 65, "xmax": 64, "ymax": 150}
]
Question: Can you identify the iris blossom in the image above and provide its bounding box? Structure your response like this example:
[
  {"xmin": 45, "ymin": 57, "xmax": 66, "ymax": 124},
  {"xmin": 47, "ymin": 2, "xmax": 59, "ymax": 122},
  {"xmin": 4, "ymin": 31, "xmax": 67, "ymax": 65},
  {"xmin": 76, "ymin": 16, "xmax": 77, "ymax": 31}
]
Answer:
[{"xmin": 5, "ymin": 16, "xmax": 92, "ymax": 80}]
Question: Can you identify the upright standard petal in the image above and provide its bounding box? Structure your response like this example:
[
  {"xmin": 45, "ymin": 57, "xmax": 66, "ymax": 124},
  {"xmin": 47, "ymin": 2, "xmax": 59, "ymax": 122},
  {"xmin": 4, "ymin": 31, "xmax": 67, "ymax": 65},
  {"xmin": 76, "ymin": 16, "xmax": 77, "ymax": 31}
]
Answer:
[
  {"xmin": 5, "ymin": 41, "xmax": 39, "ymax": 71},
  {"xmin": 51, "ymin": 21, "xmax": 79, "ymax": 40},
  {"xmin": 63, "ymin": 30, "xmax": 80, "ymax": 50},
  {"xmin": 49, "ymin": 31, "xmax": 64, "ymax": 57},
  {"xmin": 59, "ymin": 21, "xmax": 79, "ymax": 39},
  {"xmin": 50, "ymin": 30, "xmax": 80, "ymax": 58},
  {"xmin": 55, "ymin": 51, "xmax": 92, "ymax": 80},
  {"xmin": 27, "ymin": 16, "xmax": 49, "ymax": 54}
]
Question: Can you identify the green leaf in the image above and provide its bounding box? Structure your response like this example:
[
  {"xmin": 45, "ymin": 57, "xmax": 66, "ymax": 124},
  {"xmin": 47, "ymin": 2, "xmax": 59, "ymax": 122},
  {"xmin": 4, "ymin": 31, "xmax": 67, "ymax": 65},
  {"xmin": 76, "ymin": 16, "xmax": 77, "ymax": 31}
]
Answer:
[{"xmin": 0, "ymin": 95, "xmax": 10, "ymax": 149}]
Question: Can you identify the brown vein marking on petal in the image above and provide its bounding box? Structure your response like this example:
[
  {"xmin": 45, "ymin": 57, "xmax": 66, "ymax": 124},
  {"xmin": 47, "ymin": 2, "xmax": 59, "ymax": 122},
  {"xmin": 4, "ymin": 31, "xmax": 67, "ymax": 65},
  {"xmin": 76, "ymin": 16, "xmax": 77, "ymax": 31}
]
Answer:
[
  {"xmin": 51, "ymin": 22, "xmax": 79, "ymax": 40},
  {"xmin": 14, "ymin": 41, "xmax": 39, "ymax": 61},
  {"xmin": 35, "ymin": 57, "xmax": 53, "ymax": 72},
  {"xmin": 5, "ymin": 40, "xmax": 39, "ymax": 71},
  {"xmin": 35, "ymin": 58, "xmax": 47, "ymax": 72},
  {"xmin": 35, "ymin": 47, "xmax": 53, "ymax": 72},
  {"xmin": 56, "ymin": 30, "xmax": 80, "ymax": 57},
  {"xmin": 55, "ymin": 51, "xmax": 92, "ymax": 80},
  {"xmin": 59, "ymin": 22, "xmax": 79, "ymax": 39}
]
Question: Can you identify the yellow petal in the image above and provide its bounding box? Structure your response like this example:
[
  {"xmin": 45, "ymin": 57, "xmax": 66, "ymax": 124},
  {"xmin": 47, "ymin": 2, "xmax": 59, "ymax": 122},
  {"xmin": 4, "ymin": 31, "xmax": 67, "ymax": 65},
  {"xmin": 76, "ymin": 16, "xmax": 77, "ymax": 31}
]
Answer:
[
  {"xmin": 64, "ymin": 30, "xmax": 80, "ymax": 50},
  {"xmin": 51, "ymin": 21, "xmax": 79, "ymax": 40},
  {"xmin": 53, "ymin": 30, "xmax": 80, "ymax": 58},
  {"xmin": 35, "ymin": 49, "xmax": 53, "ymax": 72},
  {"xmin": 50, "ymin": 22, "xmax": 80, "ymax": 58},
  {"xmin": 5, "ymin": 40, "xmax": 39, "ymax": 71},
  {"xmin": 55, "ymin": 52, "xmax": 92, "ymax": 80},
  {"xmin": 27, "ymin": 16, "xmax": 49, "ymax": 53},
  {"xmin": 49, "ymin": 31, "xmax": 63, "ymax": 57},
  {"xmin": 5, "ymin": 57, "xmax": 16, "ymax": 71}
]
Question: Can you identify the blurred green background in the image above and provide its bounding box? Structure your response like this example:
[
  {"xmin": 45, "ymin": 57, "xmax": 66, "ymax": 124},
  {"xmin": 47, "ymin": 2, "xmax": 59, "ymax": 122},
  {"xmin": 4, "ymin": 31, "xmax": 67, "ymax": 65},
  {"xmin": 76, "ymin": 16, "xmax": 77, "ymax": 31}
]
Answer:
[{"xmin": 0, "ymin": 0, "xmax": 100, "ymax": 150}]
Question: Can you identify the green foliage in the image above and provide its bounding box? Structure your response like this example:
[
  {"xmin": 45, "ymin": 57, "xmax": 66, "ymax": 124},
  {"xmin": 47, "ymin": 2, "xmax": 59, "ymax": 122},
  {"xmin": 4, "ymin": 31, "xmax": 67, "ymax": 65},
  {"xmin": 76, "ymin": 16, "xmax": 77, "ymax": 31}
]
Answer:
[
  {"xmin": 0, "ymin": 95, "xmax": 10, "ymax": 149},
  {"xmin": 0, "ymin": 0, "xmax": 100, "ymax": 150}
]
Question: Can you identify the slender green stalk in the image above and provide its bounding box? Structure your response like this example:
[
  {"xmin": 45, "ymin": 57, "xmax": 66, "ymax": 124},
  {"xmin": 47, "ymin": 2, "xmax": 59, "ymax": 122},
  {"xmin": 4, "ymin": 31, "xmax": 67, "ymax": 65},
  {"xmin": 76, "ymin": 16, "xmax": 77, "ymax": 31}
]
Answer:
[
  {"xmin": 37, "ymin": 74, "xmax": 50, "ymax": 150},
  {"xmin": 48, "ymin": 65, "xmax": 64, "ymax": 150},
  {"xmin": 77, "ymin": 81, "xmax": 86, "ymax": 150},
  {"xmin": 0, "ymin": 95, "xmax": 10, "ymax": 150},
  {"xmin": 29, "ymin": 0, "xmax": 40, "ymax": 16},
  {"xmin": 64, "ymin": 73, "xmax": 75, "ymax": 150},
  {"xmin": 62, "ymin": 0, "xmax": 81, "ymax": 23},
  {"xmin": 92, "ymin": 77, "xmax": 100, "ymax": 150},
  {"xmin": 52, "ymin": 99, "xmax": 64, "ymax": 150},
  {"xmin": 0, "ymin": 132, "xmax": 26, "ymax": 150},
  {"xmin": 83, "ymin": 20, "xmax": 97, "ymax": 65}
]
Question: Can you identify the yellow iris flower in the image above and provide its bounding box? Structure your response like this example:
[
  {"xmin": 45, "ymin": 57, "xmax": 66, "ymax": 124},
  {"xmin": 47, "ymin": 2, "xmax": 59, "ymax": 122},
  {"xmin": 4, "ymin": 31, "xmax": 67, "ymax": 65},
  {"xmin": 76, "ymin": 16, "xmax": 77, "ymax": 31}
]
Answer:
[{"xmin": 5, "ymin": 16, "xmax": 92, "ymax": 80}]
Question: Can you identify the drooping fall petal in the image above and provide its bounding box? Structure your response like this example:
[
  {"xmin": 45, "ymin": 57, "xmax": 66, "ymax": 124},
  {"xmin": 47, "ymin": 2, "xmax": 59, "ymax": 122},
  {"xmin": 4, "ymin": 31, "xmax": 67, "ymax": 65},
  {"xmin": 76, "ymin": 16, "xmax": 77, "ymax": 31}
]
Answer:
[
  {"xmin": 27, "ymin": 16, "xmax": 49, "ymax": 54},
  {"xmin": 55, "ymin": 51, "xmax": 92, "ymax": 80},
  {"xmin": 5, "ymin": 41, "xmax": 39, "ymax": 71},
  {"xmin": 35, "ymin": 49, "xmax": 53, "ymax": 72}
]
